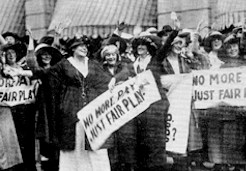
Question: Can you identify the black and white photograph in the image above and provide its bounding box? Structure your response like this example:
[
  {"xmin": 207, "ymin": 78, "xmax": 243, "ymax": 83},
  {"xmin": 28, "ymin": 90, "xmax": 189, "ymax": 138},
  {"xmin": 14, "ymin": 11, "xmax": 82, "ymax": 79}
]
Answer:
[{"xmin": 0, "ymin": 0, "xmax": 246, "ymax": 171}]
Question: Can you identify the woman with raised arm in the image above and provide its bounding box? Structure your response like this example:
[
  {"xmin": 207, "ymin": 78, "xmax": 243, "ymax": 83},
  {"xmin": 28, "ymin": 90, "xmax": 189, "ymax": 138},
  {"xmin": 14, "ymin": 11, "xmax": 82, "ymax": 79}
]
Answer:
[
  {"xmin": 110, "ymin": 29, "xmax": 171, "ymax": 171},
  {"xmin": 0, "ymin": 40, "xmax": 37, "ymax": 171},
  {"xmin": 0, "ymin": 44, "xmax": 23, "ymax": 171},
  {"xmin": 45, "ymin": 37, "xmax": 113, "ymax": 171},
  {"xmin": 25, "ymin": 28, "xmax": 112, "ymax": 171},
  {"xmin": 202, "ymin": 34, "xmax": 246, "ymax": 171}
]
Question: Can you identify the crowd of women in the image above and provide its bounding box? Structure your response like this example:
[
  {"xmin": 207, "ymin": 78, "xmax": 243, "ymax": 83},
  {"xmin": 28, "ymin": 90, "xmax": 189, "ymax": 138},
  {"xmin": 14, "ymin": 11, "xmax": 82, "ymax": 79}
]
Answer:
[{"xmin": 0, "ymin": 15, "xmax": 246, "ymax": 171}]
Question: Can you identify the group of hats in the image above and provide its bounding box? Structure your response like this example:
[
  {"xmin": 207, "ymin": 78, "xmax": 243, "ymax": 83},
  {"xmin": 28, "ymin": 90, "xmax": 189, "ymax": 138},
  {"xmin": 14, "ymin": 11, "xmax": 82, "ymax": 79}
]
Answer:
[
  {"xmin": 1, "ymin": 32, "xmax": 27, "ymax": 61},
  {"xmin": 206, "ymin": 30, "xmax": 239, "ymax": 44}
]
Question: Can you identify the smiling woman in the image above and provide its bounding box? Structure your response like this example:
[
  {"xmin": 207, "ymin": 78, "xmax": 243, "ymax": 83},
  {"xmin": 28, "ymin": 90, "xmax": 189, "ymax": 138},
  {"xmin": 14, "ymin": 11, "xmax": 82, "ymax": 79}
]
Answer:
[
  {"xmin": 0, "ymin": 42, "xmax": 40, "ymax": 171},
  {"xmin": 204, "ymin": 31, "xmax": 225, "ymax": 69},
  {"xmin": 2, "ymin": 44, "xmax": 23, "ymax": 69},
  {"xmin": 100, "ymin": 45, "xmax": 120, "ymax": 75},
  {"xmin": 220, "ymin": 34, "xmax": 246, "ymax": 68},
  {"xmin": 44, "ymin": 38, "xmax": 116, "ymax": 171},
  {"xmin": 35, "ymin": 43, "xmax": 63, "ymax": 69}
]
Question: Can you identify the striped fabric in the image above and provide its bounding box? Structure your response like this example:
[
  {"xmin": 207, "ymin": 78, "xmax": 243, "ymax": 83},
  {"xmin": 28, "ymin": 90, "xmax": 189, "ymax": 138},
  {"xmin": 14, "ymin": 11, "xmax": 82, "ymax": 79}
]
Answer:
[
  {"xmin": 0, "ymin": 0, "xmax": 25, "ymax": 36},
  {"xmin": 48, "ymin": 0, "xmax": 157, "ymax": 37},
  {"xmin": 216, "ymin": 0, "xmax": 246, "ymax": 28}
]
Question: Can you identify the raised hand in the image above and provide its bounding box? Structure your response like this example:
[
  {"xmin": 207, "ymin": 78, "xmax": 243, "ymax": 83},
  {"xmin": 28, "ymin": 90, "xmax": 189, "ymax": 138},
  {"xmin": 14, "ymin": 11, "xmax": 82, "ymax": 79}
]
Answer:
[
  {"xmin": 54, "ymin": 18, "xmax": 71, "ymax": 36},
  {"xmin": 196, "ymin": 19, "xmax": 205, "ymax": 33},
  {"xmin": 26, "ymin": 25, "xmax": 33, "ymax": 38},
  {"xmin": 117, "ymin": 21, "xmax": 127, "ymax": 31},
  {"xmin": 171, "ymin": 12, "xmax": 180, "ymax": 30}
]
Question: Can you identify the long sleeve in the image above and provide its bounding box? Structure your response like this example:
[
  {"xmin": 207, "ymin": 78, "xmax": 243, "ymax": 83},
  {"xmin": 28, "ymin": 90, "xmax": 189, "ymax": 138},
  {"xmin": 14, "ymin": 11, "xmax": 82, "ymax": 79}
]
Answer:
[
  {"xmin": 156, "ymin": 30, "xmax": 179, "ymax": 63},
  {"xmin": 45, "ymin": 63, "xmax": 63, "ymax": 146},
  {"xmin": 26, "ymin": 50, "xmax": 49, "ymax": 79}
]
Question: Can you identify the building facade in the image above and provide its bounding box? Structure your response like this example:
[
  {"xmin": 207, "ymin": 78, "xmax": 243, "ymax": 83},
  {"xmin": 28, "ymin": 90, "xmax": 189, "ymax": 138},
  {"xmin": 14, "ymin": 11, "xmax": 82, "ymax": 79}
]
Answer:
[{"xmin": 1, "ymin": 0, "xmax": 246, "ymax": 39}]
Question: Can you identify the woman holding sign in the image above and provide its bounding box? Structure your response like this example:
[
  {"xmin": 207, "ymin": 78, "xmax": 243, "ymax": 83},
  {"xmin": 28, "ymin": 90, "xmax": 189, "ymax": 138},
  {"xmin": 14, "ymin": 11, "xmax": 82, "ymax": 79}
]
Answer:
[
  {"xmin": 203, "ymin": 34, "xmax": 246, "ymax": 171},
  {"xmin": 87, "ymin": 44, "xmax": 132, "ymax": 171},
  {"xmin": 153, "ymin": 16, "xmax": 210, "ymax": 171},
  {"xmin": 0, "ymin": 43, "xmax": 39, "ymax": 171},
  {"xmin": 118, "ymin": 32, "xmax": 170, "ymax": 171},
  {"xmin": 0, "ymin": 44, "xmax": 23, "ymax": 170}
]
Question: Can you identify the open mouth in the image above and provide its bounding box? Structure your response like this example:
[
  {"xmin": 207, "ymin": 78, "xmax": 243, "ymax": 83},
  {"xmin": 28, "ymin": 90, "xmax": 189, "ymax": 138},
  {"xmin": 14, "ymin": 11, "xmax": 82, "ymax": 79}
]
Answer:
[
  {"xmin": 79, "ymin": 50, "xmax": 87, "ymax": 55},
  {"xmin": 42, "ymin": 58, "xmax": 51, "ymax": 63},
  {"xmin": 230, "ymin": 51, "xmax": 238, "ymax": 56},
  {"xmin": 107, "ymin": 58, "xmax": 115, "ymax": 62}
]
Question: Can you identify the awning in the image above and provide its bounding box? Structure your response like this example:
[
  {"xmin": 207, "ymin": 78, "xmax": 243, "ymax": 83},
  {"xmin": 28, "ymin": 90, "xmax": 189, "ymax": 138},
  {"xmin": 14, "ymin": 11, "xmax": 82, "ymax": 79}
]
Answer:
[
  {"xmin": 0, "ymin": 0, "xmax": 25, "ymax": 36},
  {"xmin": 215, "ymin": 0, "xmax": 246, "ymax": 28},
  {"xmin": 48, "ymin": 0, "xmax": 157, "ymax": 37}
]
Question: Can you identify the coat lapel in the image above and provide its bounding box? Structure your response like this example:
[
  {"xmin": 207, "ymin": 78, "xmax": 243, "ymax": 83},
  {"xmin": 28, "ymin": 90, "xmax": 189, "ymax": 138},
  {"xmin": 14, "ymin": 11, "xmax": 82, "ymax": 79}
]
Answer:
[{"xmin": 162, "ymin": 58, "xmax": 175, "ymax": 74}]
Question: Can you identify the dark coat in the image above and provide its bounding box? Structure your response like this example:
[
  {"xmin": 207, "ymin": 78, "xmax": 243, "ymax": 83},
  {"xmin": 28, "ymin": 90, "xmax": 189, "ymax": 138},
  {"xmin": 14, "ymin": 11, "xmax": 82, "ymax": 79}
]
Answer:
[
  {"xmin": 46, "ymin": 58, "xmax": 108, "ymax": 150},
  {"xmin": 86, "ymin": 61, "xmax": 131, "ymax": 170},
  {"xmin": 160, "ymin": 56, "xmax": 191, "ymax": 74},
  {"xmin": 118, "ymin": 44, "xmax": 171, "ymax": 170},
  {"xmin": 87, "ymin": 62, "xmax": 130, "ymax": 101},
  {"xmin": 153, "ymin": 31, "xmax": 204, "ymax": 170}
]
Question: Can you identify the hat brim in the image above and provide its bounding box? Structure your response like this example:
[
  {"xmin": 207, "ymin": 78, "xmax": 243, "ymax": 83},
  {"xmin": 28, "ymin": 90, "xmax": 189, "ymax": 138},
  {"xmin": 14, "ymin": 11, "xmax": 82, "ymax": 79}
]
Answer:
[
  {"xmin": 36, "ymin": 46, "xmax": 63, "ymax": 66},
  {"xmin": 224, "ymin": 38, "xmax": 240, "ymax": 45},
  {"xmin": 2, "ymin": 32, "xmax": 20, "ymax": 40},
  {"xmin": 69, "ymin": 41, "xmax": 86, "ymax": 50},
  {"xmin": 1, "ymin": 43, "xmax": 27, "ymax": 61},
  {"xmin": 178, "ymin": 32, "xmax": 190, "ymax": 38}
]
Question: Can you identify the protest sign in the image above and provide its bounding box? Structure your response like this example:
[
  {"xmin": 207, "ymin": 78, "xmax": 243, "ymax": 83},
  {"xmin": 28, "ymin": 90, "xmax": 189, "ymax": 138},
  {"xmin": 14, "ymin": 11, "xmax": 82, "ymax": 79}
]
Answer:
[
  {"xmin": 161, "ymin": 74, "xmax": 193, "ymax": 154},
  {"xmin": 160, "ymin": 67, "xmax": 246, "ymax": 153},
  {"xmin": 77, "ymin": 70, "xmax": 161, "ymax": 150},
  {"xmin": 192, "ymin": 67, "xmax": 246, "ymax": 109},
  {"xmin": 0, "ymin": 76, "xmax": 40, "ymax": 107}
]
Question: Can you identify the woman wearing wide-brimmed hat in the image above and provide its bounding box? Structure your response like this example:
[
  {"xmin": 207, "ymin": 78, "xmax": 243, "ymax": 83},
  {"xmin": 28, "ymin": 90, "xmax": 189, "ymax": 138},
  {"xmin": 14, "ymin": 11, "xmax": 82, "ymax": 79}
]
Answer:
[
  {"xmin": 2, "ymin": 32, "xmax": 20, "ymax": 45},
  {"xmin": 30, "ymin": 41, "xmax": 63, "ymax": 171},
  {"xmin": 203, "ymin": 31, "xmax": 225, "ymax": 69},
  {"xmin": 43, "ymin": 37, "xmax": 113, "ymax": 171},
  {"xmin": 1, "ymin": 43, "xmax": 24, "ymax": 69},
  {"xmin": 0, "ymin": 43, "xmax": 24, "ymax": 171},
  {"xmin": 115, "ymin": 33, "xmax": 170, "ymax": 171},
  {"xmin": 151, "ymin": 19, "xmax": 213, "ymax": 170},
  {"xmin": 203, "ymin": 34, "xmax": 246, "ymax": 171},
  {"xmin": 221, "ymin": 34, "xmax": 246, "ymax": 67},
  {"xmin": 23, "ymin": 28, "xmax": 113, "ymax": 170},
  {"xmin": 0, "ymin": 41, "xmax": 39, "ymax": 171},
  {"xmin": 34, "ymin": 43, "xmax": 63, "ymax": 70}
]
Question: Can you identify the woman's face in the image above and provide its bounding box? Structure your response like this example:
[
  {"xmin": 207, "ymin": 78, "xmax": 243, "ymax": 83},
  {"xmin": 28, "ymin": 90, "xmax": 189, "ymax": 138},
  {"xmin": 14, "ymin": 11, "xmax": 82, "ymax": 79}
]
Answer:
[
  {"xmin": 105, "ymin": 52, "xmax": 117, "ymax": 66},
  {"xmin": 6, "ymin": 49, "xmax": 17, "ymax": 65},
  {"xmin": 211, "ymin": 38, "xmax": 222, "ymax": 51},
  {"xmin": 74, "ymin": 45, "xmax": 88, "ymax": 57},
  {"xmin": 41, "ymin": 52, "xmax": 52, "ymax": 65},
  {"xmin": 5, "ymin": 36, "xmax": 15, "ymax": 45},
  {"xmin": 137, "ymin": 45, "xmax": 148, "ymax": 57},
  {"xmin": 172, "ymin": 41, "xmax": 183, "ymax": 54},
  {"xmin": 226, "ymin": 43, "xmax": 239, "ymax": 58}
]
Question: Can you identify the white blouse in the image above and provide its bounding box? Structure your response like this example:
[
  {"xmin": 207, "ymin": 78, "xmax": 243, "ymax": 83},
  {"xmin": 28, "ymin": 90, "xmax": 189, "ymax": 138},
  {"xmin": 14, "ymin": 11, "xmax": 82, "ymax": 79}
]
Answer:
[
  {"xmin": 133, "ymin": 55, "xmax": 152, "ymax": 73},
  {"xmin": 208, "ymin": 52, "xmax": 224, "ymax": 69},
  {"xmin": 167, "ymin": 56, "xmax": 180, "ymax": 74},
  {"xmin": 68, "ymin": 57, "xmax": 89, "ymax": 78}
]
